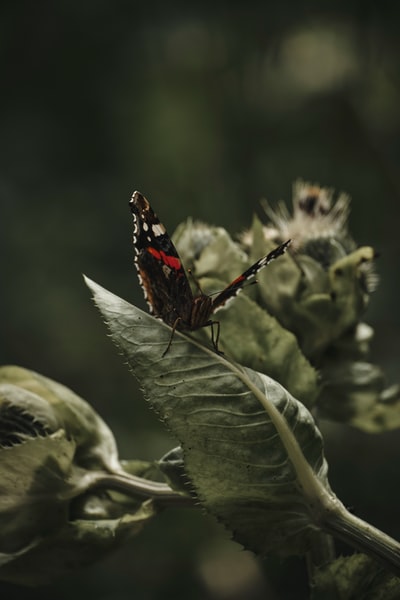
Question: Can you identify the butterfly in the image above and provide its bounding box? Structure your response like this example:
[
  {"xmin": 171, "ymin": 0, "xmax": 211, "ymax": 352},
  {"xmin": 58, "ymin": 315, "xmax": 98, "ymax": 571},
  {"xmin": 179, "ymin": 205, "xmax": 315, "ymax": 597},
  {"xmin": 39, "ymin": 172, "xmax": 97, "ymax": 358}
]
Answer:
[{"xmin": 130, "ymin": 191, "xmax": 291, "ymax": 355}]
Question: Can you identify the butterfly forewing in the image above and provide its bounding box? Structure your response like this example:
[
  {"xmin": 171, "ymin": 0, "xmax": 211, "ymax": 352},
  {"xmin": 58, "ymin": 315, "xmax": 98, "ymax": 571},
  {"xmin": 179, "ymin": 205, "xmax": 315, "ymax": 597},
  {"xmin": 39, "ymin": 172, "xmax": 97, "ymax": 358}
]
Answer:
[{"xmin": 129, "ymin": 191, "xmax": 194, "ymax": 327}]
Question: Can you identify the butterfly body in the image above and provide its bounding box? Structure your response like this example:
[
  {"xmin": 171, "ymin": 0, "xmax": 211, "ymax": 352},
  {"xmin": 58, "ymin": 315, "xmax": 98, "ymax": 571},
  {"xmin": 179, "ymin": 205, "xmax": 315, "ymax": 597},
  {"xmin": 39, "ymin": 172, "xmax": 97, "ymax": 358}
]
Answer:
[{"xmin": 129, "ymin": 191, "xmax": 290, "ymax": 353}]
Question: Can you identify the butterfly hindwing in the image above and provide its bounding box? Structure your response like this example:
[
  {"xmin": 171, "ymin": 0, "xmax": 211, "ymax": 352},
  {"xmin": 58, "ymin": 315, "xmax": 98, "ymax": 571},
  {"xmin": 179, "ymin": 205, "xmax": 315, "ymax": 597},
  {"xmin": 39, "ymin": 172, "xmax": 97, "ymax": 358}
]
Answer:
[{"xmin": 211, "ymin": 240, "xmax": 291, "ymax": 311}]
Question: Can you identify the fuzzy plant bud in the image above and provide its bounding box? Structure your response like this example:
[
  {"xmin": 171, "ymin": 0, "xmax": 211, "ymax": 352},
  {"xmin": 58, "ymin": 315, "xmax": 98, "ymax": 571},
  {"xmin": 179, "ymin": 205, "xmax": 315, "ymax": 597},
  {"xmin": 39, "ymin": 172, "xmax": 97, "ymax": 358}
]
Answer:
[
  {"xmin": 173, "ymin": 181, "xmax": 400, "ymax": 432},
  {"xmin": 0, "ymin": 366, "xmax": 157, "ymax": 585}
]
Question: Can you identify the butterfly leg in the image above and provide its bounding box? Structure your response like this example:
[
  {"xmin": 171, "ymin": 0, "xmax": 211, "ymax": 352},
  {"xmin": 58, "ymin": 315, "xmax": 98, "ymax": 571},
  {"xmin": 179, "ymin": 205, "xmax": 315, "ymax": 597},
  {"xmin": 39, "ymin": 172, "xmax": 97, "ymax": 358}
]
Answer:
[
  {"xmin": 162, "ymin": 317, "xmax": 182, "ymax": 357},
  {"xmin": 210, "ymin": 320, "xmax": 223, "ymax": 355}
]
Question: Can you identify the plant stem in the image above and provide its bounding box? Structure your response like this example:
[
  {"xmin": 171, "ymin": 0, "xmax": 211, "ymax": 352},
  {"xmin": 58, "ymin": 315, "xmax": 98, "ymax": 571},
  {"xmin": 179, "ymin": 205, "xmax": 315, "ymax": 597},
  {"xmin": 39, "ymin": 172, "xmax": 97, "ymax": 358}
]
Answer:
[
  {"xmin": 305, "ymin": 534, "xmax": 338, "ymax": 600},
  {"xmin": 321, "ymin": 500, "xmax": 400, "ymax": 577},
  {"xmin": 63, "ymin": 469, "xmax": 194, "ymax": 508},
  {"xmin": 306, "ymin": 530, "xmax": 336, "ymax": 580}
]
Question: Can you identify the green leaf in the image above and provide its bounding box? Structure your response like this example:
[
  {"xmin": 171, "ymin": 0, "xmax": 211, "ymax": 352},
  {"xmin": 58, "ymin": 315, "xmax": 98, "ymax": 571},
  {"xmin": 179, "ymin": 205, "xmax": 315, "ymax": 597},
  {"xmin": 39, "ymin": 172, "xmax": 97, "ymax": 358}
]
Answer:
[
  {"xmin": 318, "ymin": 360, "xmax": 400, "ymax": 433},
  {"xmin": 311, "ymin": 553, "xmax": 400, "ymax": 600},
  {"xmin": 86, "ymin": 277, "xmax": 331, "ymax": 557}
]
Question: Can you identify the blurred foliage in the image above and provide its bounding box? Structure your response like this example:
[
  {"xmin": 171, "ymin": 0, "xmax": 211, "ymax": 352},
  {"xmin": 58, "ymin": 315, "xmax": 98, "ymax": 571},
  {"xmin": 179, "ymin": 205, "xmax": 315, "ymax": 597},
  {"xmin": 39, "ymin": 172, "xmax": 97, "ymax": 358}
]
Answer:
[{"xmin": 1, "ymin": 2, "xmax": 400, "ymax": 599}]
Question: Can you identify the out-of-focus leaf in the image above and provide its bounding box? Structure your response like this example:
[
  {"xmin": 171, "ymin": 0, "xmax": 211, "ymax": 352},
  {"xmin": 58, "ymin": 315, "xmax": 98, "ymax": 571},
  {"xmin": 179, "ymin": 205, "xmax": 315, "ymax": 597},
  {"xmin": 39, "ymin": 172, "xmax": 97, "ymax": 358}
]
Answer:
[
  {"xmin": 318, "ymin": 361, "xmax": 400, "ymax": 433},
  {"xmin": 0, "ymin": 501, "xmax": 156, "ymax": 586},
  {"xmin": 311, "ymin": 553, "xmax": 400, "ymax": 600},
  {"xmin": 173, "ymin": 220, "xmax": 249, "ymax": 283},
  {"xmin": 86, "ymin": 277, "xmax": 331, "ymax": 557}
]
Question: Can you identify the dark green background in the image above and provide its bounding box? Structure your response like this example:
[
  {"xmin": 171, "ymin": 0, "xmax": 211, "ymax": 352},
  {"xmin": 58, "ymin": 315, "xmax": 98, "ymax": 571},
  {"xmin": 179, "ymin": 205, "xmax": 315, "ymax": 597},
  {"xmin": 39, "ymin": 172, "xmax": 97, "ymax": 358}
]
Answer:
[{"xmin": 1, "ymin": 3, "xmax": 400, "ymax": 598}]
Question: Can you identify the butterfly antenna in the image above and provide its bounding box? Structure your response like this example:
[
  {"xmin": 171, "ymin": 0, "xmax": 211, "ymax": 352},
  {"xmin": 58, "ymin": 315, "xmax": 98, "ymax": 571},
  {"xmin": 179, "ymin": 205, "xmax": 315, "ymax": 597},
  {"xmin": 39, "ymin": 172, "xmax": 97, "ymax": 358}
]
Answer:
[
  {"xmin": 207, "ymin": 279, "xmax": 258, "ymax": 298},
  {"xmin": 187, "ymin": 268, "xmax": 205, "ymax": 295}
]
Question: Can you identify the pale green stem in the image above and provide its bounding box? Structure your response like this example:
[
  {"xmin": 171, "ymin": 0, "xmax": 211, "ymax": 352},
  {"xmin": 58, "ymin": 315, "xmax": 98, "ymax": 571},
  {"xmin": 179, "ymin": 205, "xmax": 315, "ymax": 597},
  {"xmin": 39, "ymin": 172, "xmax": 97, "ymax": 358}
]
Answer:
[
  {"xmin": 322, "ymin": 502, "xmax": 400, "ymax": 577},
  {"xmin": 63, "ymin": 469, "xmax": 194, "ymax": 507}
]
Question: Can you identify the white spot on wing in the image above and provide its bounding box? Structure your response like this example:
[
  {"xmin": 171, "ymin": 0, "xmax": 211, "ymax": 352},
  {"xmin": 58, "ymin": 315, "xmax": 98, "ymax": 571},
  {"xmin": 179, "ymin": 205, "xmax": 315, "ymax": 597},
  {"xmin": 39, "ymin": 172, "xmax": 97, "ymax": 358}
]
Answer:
[{"xmin": 152, "ymin": 223, "xmax": 166, "ymax": 236}]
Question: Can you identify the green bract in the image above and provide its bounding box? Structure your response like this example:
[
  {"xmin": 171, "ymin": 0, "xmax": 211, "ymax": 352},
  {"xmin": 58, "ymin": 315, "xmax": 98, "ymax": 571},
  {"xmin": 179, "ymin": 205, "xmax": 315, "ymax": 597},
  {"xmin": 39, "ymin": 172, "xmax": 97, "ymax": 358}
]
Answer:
[{"xmin": 312, "ymin": 553, "xmax": 400, "ymax": 600}]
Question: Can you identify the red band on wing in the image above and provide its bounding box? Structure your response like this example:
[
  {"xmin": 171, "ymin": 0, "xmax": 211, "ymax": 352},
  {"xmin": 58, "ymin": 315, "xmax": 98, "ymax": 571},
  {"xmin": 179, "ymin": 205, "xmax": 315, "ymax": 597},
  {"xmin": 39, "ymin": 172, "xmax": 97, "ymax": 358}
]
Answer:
[
  {"xmin": 228, "ymin": 274, "xmax": 246, "ymax": 286},
  {"xmin": 147, "ymin": 247, "xmax": 182, "ymax": 271},
  {"xmin": 161, "ymin": 252, "xmax": 182, "ymax": 270},
  {"xmin": 147, "ymin": 247, "xmax": 161, "ymax": 260}
]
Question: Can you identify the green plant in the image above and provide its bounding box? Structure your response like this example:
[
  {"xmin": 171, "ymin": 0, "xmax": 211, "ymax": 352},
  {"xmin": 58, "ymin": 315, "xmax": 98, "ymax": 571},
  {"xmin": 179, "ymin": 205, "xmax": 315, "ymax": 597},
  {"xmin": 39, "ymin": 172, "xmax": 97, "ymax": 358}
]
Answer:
[{"xmin": 1, "ymin": 181, "xmax": 399, "ymax": 598}]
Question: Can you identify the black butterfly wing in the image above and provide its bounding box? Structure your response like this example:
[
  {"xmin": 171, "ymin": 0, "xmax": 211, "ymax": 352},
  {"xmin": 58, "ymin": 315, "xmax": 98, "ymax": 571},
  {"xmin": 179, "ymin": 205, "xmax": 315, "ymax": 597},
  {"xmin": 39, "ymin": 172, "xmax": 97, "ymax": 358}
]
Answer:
[
  {"xmin": 129, "ymin": 191, "xmax": 194, "ymax": 327},
  {"xmin": 210, "ymin": 239, "xmax": 291, "ymax": 312}
]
